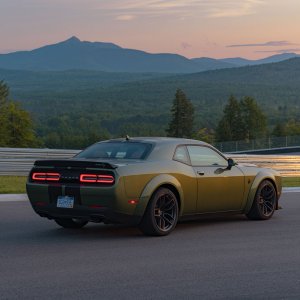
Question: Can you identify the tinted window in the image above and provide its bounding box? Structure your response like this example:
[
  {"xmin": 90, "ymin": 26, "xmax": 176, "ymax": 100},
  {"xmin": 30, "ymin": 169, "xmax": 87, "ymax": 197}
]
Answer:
[
  {"xmin": 187, "ymin": 146, "xmax": 227, "ymax": 166},
  {"xmin": 173, "ymin": 146, "xmax": 190, "ymax": 164},
  {"xmin": 76, "ymin": 142, "xmax": 152, "ymax": 160}
]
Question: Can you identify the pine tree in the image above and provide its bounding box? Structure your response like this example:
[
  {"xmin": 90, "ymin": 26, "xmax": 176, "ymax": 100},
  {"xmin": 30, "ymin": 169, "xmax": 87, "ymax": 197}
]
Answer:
[
  {"xmin": 216, "ymin": 95, "xmax": 268, "ymax": 142},
  {"xmin": 240, "ymin": 96, "xmax": 267, "ymax": 140},
  {"xmin": 216, "ymin": 95, "xmax": 245, "ymax": 141},
  {"xmin": 167, "ymin": 89, "xmax": 194, "ymax": 138}
]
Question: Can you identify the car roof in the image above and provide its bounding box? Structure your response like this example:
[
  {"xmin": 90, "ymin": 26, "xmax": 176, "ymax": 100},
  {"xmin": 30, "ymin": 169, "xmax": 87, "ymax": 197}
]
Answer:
[{"xmin": 104, "ymin": 137, "xmax": 209, "ymax": 147}]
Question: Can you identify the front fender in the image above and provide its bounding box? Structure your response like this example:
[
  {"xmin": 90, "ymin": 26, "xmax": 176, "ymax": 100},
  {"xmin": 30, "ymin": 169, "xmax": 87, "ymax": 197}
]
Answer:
[
  {"xmin": 244, "ymin": 171, "xmax": 278, "ymax": 214},
  {"xmin": 134, "ymin": 174, "xmax": 184, "ymax": 217}
]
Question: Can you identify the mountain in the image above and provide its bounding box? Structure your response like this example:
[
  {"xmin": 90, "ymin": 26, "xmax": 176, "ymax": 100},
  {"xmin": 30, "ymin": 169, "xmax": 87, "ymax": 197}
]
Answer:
[
  {"xmin": 220, "ymin": 53, "xmax": 299, "ymax": 66},
  {"xmin": 0, "ymin": 37, "xmax": 203, "ymax": 73},
  {"xmin": 0, "ymin": 37, "xmax": 299, "ymax": 73},
  {"xmin": 191, "ymin": 57, "xmax": 236, "ymax": 69}
]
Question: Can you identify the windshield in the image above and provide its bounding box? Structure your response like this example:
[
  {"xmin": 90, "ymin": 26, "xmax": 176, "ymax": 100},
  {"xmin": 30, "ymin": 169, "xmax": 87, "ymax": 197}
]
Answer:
[{"xmin": 76, "ymin": 142, "xmax": 153, "ymax": 160}]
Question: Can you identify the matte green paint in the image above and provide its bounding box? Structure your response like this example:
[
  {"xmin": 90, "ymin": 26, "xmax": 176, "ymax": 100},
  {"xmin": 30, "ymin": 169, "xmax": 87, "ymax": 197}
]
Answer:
[
  {"xmin": 138, "ymin": 174, "xmax": 185, "ymax": 216},
  {"xmin": 26, "ymin": 138, "xmax": 282, "ymax": 225}
]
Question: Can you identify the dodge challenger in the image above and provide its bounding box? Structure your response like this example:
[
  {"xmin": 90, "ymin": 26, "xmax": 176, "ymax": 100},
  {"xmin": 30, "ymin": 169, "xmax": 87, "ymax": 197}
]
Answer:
[{"xmin": 26, "ymin": 137, "xmax": 282, "ymax": 236}]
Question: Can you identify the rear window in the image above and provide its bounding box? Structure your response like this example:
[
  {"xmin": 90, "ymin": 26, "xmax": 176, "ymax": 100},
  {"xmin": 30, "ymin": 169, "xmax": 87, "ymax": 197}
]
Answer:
[{"xmin": 76, "ymin": 142, "xmax": 153, "ymax": 160}]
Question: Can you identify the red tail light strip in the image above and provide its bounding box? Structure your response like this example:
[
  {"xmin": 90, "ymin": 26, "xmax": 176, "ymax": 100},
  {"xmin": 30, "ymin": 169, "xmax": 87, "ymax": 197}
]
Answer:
[
  {"xmin": 32, "ymin": 172, "xmax": 60, "ymax": 181},
  {"xmin": 80, "ymin": 174, "xmax": 114, "ymax": 184}
]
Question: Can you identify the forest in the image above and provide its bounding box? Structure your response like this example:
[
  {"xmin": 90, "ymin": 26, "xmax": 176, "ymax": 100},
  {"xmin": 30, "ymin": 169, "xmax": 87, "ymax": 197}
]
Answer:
[{"xmin": 1, "ymin": 57, "xmax": 300, "ymax": 148}]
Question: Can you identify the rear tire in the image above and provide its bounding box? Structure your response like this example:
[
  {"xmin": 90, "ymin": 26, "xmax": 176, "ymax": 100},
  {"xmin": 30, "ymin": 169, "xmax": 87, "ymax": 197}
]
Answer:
[
  {"xmin": 139, "ymin": 187, "xmax": 179, "ymax": 236},
  {"xmin": 54, "ymin": 218, "xmax": 88, "ymax": 229},
  {"xmin": 246, "ymin": 180, "xmax": 277, "ymax": 220}
]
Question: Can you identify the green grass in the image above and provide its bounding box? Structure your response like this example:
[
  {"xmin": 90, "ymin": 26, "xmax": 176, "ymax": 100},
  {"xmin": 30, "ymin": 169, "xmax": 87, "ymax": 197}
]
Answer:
[
  {"xmin": 0, "ymin": 176, "xmax": 27, "ymax": 194},
  {"xmin": 282, "ymin": 177, "xmax": 300, "ymax": 187},
  {"xmin": 0, "ymin": 175, "xmax": 299, "ymax": 194}
]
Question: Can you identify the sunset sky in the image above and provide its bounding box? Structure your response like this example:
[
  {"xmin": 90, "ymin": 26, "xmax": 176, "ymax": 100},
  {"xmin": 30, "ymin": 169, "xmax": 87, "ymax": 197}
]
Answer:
[{"xmin": 1, "ymin": 0, "xmax": 300, "ymax": 59}]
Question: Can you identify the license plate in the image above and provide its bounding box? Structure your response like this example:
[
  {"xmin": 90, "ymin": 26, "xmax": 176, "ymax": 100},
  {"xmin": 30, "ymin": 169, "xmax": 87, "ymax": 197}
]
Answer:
[{"xmin": 57, "ymin": 196, "xmax": 74, "ymax": 208}]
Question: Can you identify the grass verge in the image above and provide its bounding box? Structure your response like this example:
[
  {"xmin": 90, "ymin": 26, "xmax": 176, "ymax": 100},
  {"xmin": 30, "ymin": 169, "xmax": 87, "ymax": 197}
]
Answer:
[
  {"xmin": 282, "ymin": 177, "xmax": 300, "ymax": 188},
  {"xmin": 0, "ymin": 176, "xmax": 299, "ymax": 194},
  {"xmin": 0, "ymin": 176, "xmax": 27, "ymax": 194}
]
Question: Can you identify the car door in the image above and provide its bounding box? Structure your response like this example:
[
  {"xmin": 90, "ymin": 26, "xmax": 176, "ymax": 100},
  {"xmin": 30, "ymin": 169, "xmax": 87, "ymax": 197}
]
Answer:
[{"xmin": 186, "ymin": 145, "xmax": 245, "ymax": 213}]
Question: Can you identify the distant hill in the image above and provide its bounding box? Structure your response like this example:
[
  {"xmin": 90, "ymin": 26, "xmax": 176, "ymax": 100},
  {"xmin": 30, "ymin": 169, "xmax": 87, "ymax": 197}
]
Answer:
[
  {"xmin": 1, "ymin": 56, "xmax": 299, "ymax": 143},
  {"xmin": 191, "ymin": 57, "xmax": 236, "ymax": 69},
  {"xmin": 220, "ymin": 53, "xmax": 299, "ymax": 66},
  {"xmin": 0, "ymin": 68, "xmax": 168, "ymax": 92},
  {"xmin": 0, "ymin": 36, "xmax": 299, "ymax": 73}
]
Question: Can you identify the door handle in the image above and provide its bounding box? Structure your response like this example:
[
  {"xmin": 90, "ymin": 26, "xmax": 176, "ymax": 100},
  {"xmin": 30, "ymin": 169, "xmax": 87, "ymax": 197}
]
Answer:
[{"xmin": 197, "ymin": 171, "xmax": 205, "ymax": 176}]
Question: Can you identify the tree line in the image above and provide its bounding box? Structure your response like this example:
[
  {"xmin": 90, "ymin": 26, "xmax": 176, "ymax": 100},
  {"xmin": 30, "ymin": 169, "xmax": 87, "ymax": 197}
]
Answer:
[
  {"xmin": 166, "ymin": 88, "xmax": 300, "ymax": 143},
  {"xmin": 1, "ymin": 81, "xmax": 300, "ymax": 148},
  {"xmin": 0, "ymin": 81, "xmax": 39, "ymax": 147}
]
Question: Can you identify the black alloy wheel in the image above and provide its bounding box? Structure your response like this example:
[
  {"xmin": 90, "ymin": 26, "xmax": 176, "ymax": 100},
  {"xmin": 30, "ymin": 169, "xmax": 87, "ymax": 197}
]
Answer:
[
  {"xmin": 246, "ymin": 180, "xmax": 277, "ymax": 220},
  {"xmin": 139, "ymin": 187, "xmax": 179, "ymax": 236}
]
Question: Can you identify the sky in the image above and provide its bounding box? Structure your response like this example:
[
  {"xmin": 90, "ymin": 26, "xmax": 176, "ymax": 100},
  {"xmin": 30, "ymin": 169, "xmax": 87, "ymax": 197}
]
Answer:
[{"xmin": 0, "ymin": 0, "xmax": 300, "ymax": 59}]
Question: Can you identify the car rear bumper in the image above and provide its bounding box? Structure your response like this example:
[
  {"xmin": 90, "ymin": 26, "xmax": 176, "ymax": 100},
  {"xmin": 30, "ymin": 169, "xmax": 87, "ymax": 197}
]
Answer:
[
  {"xmin": 32, "ymin": 203, "xmax": 142, "ymax": 225},
  {"xmin": 27, "ymin": 181, "xmax": 143, "ymax": 225}
]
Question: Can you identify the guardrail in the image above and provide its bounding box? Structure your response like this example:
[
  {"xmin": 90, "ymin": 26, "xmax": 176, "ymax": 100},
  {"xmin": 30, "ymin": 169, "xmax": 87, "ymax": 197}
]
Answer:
[
  {"xmin": 0, "ymin": 148, "xmax": 79, "ymax": 176},
  {"xmin": 0, "ymin": 148, "xmax": 299, "ymax": 177},
  {"xmin": 214, "ymin": 135, "xmax": 300, "ymax": 153}
]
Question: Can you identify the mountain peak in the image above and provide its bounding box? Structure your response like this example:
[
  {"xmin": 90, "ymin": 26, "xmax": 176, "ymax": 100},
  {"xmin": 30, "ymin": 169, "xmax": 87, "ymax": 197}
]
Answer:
[{"xmin": 64, "ymin": 36, "xmax": 81, "ymax": 43}]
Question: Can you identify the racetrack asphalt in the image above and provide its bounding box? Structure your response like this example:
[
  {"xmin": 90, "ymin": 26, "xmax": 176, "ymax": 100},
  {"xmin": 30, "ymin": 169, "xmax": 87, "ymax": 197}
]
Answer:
[{"xmin": 0, "ymin": 192, "xmax": 300, "ymax": 299}]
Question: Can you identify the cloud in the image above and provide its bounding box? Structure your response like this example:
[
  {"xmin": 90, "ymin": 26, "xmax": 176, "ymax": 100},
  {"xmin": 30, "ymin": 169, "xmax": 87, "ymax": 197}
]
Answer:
[
  {"xmin": 255, "ymin": 48, "xmax": 300, "ymax": 54},
  {"xmin": 208, "ymin": 0, "xmax": 265, "ymax": 18},
  {"xmin": 97, "ymin": 0, "xmax": 265, "ymax": 19},
  {"xmin": 227, "ymin": 41, "xmax": 298, "ymax": 48},
  {"xmin": 115, "ymin": 14, "xmax": 136, "ymax": 21}
]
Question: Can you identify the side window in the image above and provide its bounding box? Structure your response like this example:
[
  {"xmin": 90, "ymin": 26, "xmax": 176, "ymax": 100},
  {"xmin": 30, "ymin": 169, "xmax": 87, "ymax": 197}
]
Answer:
[
  {"xmin": 173, "ymin": 146, "xmax": 190, "ymax": 165},
  {"xmin": 187, "ymin": 146, "xmax": 228, "ymax": 166}
]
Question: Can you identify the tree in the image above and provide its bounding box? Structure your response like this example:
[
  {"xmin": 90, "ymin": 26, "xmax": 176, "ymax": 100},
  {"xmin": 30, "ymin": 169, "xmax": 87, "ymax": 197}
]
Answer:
[
  {"xmin": 216, "ymin": 95, "xmax": 245, "ymax": 141},
  {"xmin": 193, "ymin": 128, "xmax": 215, "ymax": 144},
  {"xmin": 0, "ymin": 81, "xmax": 40, "ymax": 147},
  {"xmin": 0, "ymin": 80, "xmax": 9, "ymax": 106},
  {"xmin": 216, "ymin": 95, "xmax": 267, "ymax": 142},
  {"xmin": 272, "ymin": 123, "xmax": 287, "ymax": 137},
  {"xmin": 285, "ymin": 119, "xmax": 300, "ymax": 136},
  {"xmin": 271, "ymin": 119, "xmax": 300, "ymax": 137},
  {"xmin": 240, "ymin": 96, "xmax": 267, "ymax": 140},
  {"xmin": 167, "ymin": 89, "xmax": 194, "ymax": 138},
  {"xmin": 0, "ymin": 81, "xmax": 9, "ymax": 144}
]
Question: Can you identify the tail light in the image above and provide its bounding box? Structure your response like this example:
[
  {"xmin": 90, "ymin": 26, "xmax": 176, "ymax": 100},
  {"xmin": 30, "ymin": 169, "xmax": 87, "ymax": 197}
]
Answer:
[
  {"xmin": 32, "ymin": 172, "xmax": 60, "ymax": 181},
  {"xmin": 80, "ymin": 174, "xmax": 114, "ymax": 184}
]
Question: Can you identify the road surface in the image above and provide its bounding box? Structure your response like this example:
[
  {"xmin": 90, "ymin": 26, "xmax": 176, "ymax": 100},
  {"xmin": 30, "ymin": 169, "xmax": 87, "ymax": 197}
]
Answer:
[{"xmin": 1, "ymin": 192, "xmax": 300, "ymax": 299}]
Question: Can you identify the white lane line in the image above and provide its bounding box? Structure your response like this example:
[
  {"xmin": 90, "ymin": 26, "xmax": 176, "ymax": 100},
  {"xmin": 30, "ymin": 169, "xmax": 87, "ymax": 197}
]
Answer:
[
  {"xmin": 0, "ymin": 194, "xmax": 28, "ymax": 202},
  {"xmin": 282, "ymin": 187, "xmax": 300, "ymax": 193}
]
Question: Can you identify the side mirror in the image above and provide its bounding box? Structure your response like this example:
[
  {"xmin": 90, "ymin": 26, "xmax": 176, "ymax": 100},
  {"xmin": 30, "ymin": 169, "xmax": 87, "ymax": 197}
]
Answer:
[{"xmin": 227, "ymin": 158, "xmax": 235, "ymax": 170}]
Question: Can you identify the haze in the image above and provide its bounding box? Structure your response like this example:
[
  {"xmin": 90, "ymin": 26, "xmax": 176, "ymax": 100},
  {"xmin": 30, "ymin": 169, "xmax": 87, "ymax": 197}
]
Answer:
[{"xmin": 1, "ymin": 0, "xmax": 300, "ymax": 59}]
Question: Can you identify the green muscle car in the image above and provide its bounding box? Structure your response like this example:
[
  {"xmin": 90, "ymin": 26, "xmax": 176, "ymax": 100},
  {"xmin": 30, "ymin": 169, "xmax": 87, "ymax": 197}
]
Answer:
[{"xmin": 26, "ymin": 137, "xmax": 282, "ymax": 236}]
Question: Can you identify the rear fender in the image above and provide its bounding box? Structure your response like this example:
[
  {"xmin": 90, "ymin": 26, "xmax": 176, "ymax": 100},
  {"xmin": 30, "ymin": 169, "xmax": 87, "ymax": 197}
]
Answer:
[
  {"xmin": 134, "ymin": 174, "xmax": 184, "ymax": 217},
  {"xmin": 244, "ymin": 171, "xmax": 277, "ymax": 214}
]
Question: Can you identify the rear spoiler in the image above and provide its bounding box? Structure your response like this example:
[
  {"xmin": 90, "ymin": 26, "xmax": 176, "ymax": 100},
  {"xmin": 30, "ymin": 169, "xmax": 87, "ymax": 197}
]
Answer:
[{"xmin": 33, "ymin": 159, "xmax": 118, "ymax": 169}]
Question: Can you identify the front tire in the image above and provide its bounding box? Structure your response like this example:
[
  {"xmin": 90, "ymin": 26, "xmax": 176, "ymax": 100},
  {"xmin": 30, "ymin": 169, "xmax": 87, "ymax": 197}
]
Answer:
[
  {"xmin": 246, "ymin": 180, "xmax": 277, "ymax": 220},
  {"xmin": 139, "ymin": 187, "xmax": 179, "ymax": 236},
  {"xmin": 54, "ymin": 218, "xmax": 88, "ymax": 229}
]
